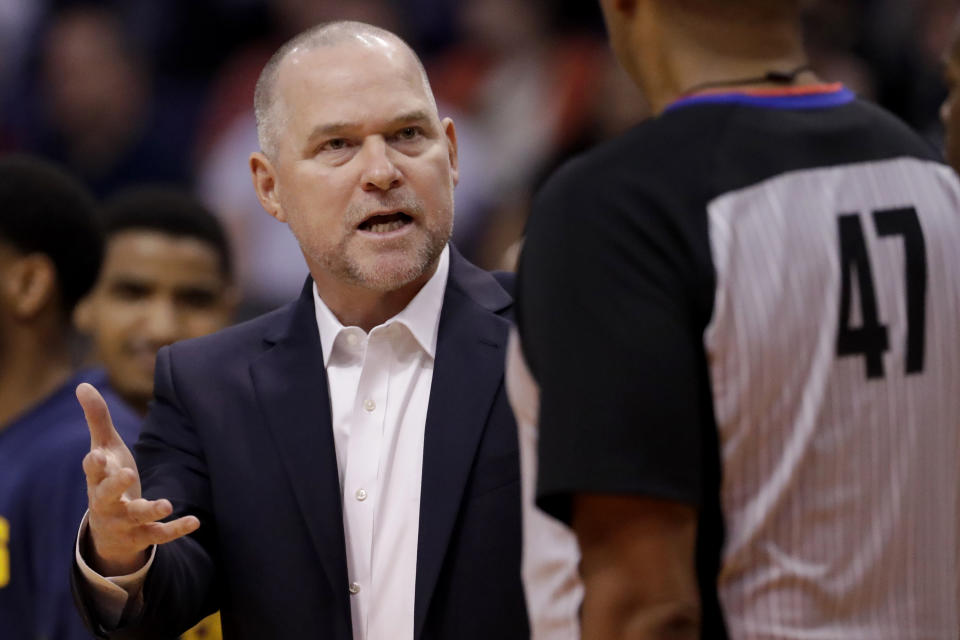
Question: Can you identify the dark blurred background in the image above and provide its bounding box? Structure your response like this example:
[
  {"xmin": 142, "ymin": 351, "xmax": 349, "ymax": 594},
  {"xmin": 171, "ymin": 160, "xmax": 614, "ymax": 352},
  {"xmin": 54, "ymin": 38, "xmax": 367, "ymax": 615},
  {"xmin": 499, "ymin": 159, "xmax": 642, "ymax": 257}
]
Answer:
[{"xmin": 1, "ymin": 0, "xmax": 955, "ymax": 314}]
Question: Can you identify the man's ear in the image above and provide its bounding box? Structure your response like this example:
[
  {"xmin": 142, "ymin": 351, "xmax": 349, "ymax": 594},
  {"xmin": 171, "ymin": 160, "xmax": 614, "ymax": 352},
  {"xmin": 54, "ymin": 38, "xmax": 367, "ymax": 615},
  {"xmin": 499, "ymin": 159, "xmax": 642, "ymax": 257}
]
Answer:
[
  {"xmin": 441, "ymin": 117, "xmax": 459, "ymax": 186},
  {"xmin": 250, "ymin": 152, "xmax": 286, "ymax": 222},
  {"xmin": 6, "ymin": 254, "xmax": 57, "ymax": 320}
]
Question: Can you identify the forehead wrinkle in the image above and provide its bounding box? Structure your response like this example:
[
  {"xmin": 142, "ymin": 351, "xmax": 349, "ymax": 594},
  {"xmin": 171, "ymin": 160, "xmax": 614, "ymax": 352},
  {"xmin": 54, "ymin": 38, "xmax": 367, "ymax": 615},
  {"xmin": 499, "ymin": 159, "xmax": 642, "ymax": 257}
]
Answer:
[
  {"xmin": 304, "ymin": 109, "xmax": 436, "ymax": 147},
  {"xmin": 266, "ymin": 32, "xmax": 440, "ymax": 156}
]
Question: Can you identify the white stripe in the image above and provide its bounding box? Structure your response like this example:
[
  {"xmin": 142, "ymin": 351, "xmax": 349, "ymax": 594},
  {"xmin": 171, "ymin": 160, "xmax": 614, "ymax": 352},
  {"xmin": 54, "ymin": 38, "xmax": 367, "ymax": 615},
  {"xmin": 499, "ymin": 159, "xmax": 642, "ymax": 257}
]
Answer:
[{"xmin": 706, "ymin": 157, "xmax": 960, "ymax": 638}]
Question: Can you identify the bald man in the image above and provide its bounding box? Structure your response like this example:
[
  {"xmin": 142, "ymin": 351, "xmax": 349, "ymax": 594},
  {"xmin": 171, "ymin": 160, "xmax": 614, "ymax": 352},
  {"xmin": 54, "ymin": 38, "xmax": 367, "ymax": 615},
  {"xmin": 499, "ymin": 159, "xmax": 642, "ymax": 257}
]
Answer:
[{"xmin": 72, "ymin": 22, "xmax": 527, "ymax": 640}]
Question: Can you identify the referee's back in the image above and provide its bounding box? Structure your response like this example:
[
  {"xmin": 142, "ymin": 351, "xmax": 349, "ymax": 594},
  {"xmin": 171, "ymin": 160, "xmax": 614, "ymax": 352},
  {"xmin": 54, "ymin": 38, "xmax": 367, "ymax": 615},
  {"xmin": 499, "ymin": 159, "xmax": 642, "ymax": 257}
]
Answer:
[
  {"xmin": 520, "ymin": 85, "xmax": 960, "ymax": 638},
  {"xmin": 700, "ymin": 91, "xmax": 960, "ymax": 637}
]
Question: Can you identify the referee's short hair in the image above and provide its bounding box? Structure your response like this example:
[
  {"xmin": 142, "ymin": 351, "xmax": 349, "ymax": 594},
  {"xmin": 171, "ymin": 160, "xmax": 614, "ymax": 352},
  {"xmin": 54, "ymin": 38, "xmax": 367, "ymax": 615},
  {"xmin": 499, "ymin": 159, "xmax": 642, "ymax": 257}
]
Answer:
[
  {"xmin": 0, "ymin": 153, "xmax": 103, "ymax": 315},
  {"xmin": 100, "ymin": 186, "xmax": 233, "ymax": 281}
]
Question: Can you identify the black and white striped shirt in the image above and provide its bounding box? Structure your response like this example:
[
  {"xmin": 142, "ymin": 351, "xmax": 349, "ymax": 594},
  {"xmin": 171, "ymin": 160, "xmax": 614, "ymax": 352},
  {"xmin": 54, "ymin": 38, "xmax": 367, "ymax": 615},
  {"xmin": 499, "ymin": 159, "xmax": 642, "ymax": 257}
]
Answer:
[{"xmin": 515, "ymin": 85, "xmax": 960, "ymax": 639}]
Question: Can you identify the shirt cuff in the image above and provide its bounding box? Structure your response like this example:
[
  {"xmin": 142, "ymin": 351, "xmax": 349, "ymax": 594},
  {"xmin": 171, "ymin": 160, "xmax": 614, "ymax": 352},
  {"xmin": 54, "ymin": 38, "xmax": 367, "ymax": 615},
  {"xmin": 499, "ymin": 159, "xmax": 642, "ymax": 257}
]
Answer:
[{"xmin": 74, "ymin": 511, "xmax": 156, "ymax": 629}]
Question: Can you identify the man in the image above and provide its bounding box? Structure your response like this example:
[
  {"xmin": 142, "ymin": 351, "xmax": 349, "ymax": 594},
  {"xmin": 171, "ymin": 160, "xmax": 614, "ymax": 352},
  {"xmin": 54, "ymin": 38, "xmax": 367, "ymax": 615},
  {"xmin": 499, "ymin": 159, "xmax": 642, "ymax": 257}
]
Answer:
[
  {"xmin": 75, "ymin": 187, "xmax": 237, "ymax": 417},
  {"xmin": 73, "ymin": 21, "xmax": 528, "ymax": 640},
  {"xmin": 73, "ymin": 187, "xmax": 236, "ymax": 640},
  {"xmin": 514, "ymin": 1, "xmax": 960, "ymax": 638},
  {"xmin": 0, "ymin": 154, "xmax": 138, "ymax": 639}
]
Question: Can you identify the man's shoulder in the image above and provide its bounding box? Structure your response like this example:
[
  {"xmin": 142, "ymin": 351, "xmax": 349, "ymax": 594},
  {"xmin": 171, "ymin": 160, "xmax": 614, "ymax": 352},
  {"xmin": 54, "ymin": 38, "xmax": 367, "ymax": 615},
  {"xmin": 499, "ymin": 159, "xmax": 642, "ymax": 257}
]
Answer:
[
  {"xmin": 546, "ymin": 116, "xmax": 703, "ymax": 191},
  {"xmin": 152, "ymin": 301, "xmax": 304, "ymax": 408},
  {"xmin": 533, "ymin": 114, "xmax": 724, "ymax": 233},
  {"xmin": 0, "ymin": 374, "xmax": 97, "ymax": 493},
  {"xmin": 3, "ymin": 372, "xmax": 94, "ymax": 451},
  {"xmin": 168, "ymin": 301, "xmax": 296, "ymax": 359},
  {"xmin": 803, "ymin": 97, "xmax": 941, "ymax": 163}
]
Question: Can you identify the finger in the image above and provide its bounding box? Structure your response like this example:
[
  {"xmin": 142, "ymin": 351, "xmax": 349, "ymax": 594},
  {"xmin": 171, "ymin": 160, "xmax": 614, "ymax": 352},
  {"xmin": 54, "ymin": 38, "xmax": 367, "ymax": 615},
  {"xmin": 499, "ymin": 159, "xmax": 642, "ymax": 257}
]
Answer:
[
  {"xmin": 82, "ymin": 450, "xmax": 108, "ymax": 492},
  {"xmin": 77, "ymin": 383, "xmax": 122, "ymax": 449},
  {"xmin": 93, "ymin": 468, "xmax": 138, "ymax": 511},
  {"xmin": 125, "ymin": 498, "xmax": 173, "ymax": 525},
  {"xmin": 136, "ymin": 516, "xmax": 201, "ymax": 547}
]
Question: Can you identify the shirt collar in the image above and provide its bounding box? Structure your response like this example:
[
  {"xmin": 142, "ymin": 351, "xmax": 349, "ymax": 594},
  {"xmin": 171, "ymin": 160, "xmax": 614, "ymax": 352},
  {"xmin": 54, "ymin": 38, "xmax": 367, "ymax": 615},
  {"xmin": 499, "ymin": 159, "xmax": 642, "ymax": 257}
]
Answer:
[
  {"xmin": 665, "ymin": 83, "xmax": 853, "ymax": 114},
  {"xmin": 312, "ymin": 245, "xmax": 450, "ymax": 366}
]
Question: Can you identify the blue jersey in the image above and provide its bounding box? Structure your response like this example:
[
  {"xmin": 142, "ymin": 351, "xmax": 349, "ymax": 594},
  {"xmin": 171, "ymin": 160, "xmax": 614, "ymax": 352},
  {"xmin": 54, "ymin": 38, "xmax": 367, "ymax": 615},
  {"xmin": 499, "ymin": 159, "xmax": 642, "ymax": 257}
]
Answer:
[{"xmin": 0, "ymin": 368, "xmax": 140, "ymax": 639}]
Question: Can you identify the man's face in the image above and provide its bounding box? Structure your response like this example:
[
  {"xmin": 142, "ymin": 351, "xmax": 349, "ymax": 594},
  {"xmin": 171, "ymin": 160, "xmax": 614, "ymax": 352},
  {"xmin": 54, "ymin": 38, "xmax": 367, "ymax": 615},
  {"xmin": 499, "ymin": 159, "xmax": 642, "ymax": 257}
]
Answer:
[
  {"xmin": 75, "ymin": 230, "xmax": 234, "ymax": 409},
  {"xmin": 257, "ymin": 39, "xmax": 458, "ymax": 294},
  {"xmin": 943, "ymin": 41, "xmax": 960, "ymax": 174}
]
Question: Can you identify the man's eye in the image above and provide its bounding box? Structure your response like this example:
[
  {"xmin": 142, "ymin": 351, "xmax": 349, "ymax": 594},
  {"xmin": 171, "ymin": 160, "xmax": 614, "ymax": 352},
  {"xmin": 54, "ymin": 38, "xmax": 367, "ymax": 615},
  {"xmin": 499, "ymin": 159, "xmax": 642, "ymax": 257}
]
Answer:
[
  {"xmin": 176, "ymin": 290, "xmax": 217, "ymax": 309},
  {"xmin": 396, "ymin": 127, "xmax": 420, "ymax": 140},
  {"xmin": 322, "ymin": 138, "xmax": 349, "ymax": 151},
  {"xmin": 110, "ymin": 282, "xmax": 149, "ymax": 300}
]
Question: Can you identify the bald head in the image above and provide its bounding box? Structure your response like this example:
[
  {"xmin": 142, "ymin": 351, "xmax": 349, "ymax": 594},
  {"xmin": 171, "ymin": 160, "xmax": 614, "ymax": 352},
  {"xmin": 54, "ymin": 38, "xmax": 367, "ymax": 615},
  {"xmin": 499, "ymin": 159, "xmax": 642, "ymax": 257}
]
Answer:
[{"xmin": 254, "ymin": 21, "xmax": 436, "ymax": 157}]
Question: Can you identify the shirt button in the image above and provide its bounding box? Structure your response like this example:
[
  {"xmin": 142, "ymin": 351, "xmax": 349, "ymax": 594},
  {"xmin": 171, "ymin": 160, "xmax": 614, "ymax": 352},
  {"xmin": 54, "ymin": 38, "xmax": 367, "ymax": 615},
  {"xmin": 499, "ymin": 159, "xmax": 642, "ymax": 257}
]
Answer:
[
  {"xmin": 364, "ymin": 399, "xmax": 376, "ymax": 412},
  {"xmin": 346, "ymin": 333, "xmax": 359, "ymax": 346},
  {"xmin": 349, "ymin": 582, "xmax": 361, "ymax": 595},
  {"xmin": 355, "ymin": 488, "xmax": 368, "ymax": 501}
]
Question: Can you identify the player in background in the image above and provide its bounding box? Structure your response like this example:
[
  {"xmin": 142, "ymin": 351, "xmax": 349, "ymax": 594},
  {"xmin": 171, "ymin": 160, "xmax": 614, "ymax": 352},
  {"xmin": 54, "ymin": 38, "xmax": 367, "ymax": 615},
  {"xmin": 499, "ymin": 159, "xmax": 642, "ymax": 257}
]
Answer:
[
  {"xmin": 73, "ymin": 186, "xmax": 236, "ymax": 639},
  {"xmin": 513, "ymin": 0, "xmax": 960, "ymax": 638},
  {"xmin": 0, "ymin": 154, "xmax": 139, "ymax": 639},
  {"xmin": 75, "ymin": 186, "xmax": 237, "ymax": 417}
]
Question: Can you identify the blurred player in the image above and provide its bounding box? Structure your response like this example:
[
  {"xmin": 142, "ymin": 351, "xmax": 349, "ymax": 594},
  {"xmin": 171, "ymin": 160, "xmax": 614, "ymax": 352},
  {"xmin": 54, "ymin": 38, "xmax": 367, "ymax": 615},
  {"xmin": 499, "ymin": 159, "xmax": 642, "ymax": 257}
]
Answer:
[
  {"xmin": 0, "ymin": 154, "xmax": 139, "ymax": 639},
  {"xmin": 75, "ymin": 186, "xmax": 237, "ymax": 417},
  {"xmin": 73, "ymin": 186, "xmax": 235, "ymax": 639},
  {"xmin": 514, "ymin": 0, "xmax": 960, "ymax": 638}
]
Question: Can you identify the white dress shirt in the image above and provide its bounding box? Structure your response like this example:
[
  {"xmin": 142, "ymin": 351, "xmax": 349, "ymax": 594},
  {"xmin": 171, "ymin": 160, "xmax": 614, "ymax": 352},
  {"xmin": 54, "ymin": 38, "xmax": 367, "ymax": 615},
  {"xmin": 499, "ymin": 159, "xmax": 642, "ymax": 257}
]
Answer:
[
  {"xmin": 77, "ymin": 246, "xmax": 450, "ymax": 640},
  {"xmin": 317, "ymin": 246, "xmax": 448, "ymax": 640}
]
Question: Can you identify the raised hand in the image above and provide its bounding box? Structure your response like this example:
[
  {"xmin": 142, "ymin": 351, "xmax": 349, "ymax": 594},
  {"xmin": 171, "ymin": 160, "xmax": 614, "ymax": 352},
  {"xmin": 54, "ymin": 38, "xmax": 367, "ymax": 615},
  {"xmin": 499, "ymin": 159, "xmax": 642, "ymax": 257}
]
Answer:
[{"xmin": 77, "ymin": 383, "xmax": 199, "ymax": 576}]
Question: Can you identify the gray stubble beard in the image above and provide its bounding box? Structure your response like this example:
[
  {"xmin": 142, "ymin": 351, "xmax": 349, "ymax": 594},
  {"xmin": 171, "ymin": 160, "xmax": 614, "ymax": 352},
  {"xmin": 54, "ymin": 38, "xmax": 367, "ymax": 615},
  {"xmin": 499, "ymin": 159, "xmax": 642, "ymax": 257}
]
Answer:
[{"xmin": 312, "ymin": 197, "xmax": 454, "ymax": 293}]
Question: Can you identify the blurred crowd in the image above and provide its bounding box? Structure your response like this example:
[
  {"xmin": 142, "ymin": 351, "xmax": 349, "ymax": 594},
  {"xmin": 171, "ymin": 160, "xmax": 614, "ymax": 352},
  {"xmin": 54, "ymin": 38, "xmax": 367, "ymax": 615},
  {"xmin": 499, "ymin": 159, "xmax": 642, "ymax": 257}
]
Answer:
[{"xmin": 0, "ymin": 0, "xmax": 955, "ymax": 315}]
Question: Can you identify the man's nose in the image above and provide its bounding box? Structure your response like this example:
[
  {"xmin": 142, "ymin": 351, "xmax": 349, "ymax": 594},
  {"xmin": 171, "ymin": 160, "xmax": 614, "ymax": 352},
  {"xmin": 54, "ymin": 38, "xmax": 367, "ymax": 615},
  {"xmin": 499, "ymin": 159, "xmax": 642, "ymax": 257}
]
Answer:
[
  {"xmin": 143, "ymin": 299, "xmax": 180, "ymax": 346},
  {"xmin": 359, "ymin": 136, "xmax": 402, "ymax": 192}
]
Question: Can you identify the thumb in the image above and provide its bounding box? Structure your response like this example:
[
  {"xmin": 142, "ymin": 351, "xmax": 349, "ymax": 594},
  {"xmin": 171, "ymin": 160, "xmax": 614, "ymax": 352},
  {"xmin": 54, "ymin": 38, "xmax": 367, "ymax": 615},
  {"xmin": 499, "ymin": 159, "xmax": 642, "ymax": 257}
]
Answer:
[{"xmin": 76, "ymin": 383, "xmax": 122, "ymax": 449}]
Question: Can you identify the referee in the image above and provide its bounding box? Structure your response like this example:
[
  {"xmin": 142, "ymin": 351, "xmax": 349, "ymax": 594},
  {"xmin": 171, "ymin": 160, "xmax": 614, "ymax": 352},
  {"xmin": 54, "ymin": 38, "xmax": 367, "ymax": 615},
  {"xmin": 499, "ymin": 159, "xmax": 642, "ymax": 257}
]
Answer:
[{"xmin": 512, "ymin": 1, "xmax": 960, "ymax": 638}]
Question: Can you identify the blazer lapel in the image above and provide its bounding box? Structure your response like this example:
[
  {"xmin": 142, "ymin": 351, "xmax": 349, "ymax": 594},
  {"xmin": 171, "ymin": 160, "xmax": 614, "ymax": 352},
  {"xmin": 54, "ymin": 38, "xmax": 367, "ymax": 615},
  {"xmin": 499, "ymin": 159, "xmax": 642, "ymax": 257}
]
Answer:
[
  {"xmin": 414, "ymin": 249, "xmax": 513, "ymax": 639},
  {"xmin": 249, "ymin": 280, "xmax": 350, "ymax": 621}
]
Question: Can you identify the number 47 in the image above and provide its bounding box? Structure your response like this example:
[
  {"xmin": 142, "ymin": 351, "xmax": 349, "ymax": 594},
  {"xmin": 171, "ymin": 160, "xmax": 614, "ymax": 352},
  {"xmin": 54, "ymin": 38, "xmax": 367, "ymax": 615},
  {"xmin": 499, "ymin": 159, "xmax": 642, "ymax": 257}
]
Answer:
[{"xmin": 836, "ymin": 206, "xmax": 927, "ymax": 379}]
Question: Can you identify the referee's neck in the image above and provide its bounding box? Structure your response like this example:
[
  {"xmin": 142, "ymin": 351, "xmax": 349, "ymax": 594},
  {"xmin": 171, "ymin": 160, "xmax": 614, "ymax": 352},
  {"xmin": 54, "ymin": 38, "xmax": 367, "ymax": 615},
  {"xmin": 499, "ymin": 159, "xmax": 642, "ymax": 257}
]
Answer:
[{"xmin": 618, "ymin": 5, "xmax": 810, "ymax": 114}]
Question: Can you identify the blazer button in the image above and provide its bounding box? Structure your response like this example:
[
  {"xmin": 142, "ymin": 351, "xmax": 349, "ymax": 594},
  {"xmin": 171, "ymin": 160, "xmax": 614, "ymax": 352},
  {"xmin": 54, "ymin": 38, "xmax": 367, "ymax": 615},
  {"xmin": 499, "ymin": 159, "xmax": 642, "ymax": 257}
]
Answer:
[{"xmin": 349, "ymin": 582, "xmax": 361, "ymax": 595}]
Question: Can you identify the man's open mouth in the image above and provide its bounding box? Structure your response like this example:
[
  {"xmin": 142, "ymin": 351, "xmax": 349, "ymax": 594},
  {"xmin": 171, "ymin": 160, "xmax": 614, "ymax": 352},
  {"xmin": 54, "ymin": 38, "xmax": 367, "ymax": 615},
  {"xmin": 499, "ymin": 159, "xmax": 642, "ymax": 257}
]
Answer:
[{"xmin": 358, "ymin": 211, "xmax": 412, "ymax": 233}]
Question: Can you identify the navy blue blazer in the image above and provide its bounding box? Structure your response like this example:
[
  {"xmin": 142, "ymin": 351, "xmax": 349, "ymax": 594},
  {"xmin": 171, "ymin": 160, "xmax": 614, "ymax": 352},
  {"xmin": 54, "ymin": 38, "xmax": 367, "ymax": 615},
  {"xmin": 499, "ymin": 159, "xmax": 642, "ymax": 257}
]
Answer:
[{"xmin": 74, "ymin": 247, "xmax": 529, "ymax": 639}]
